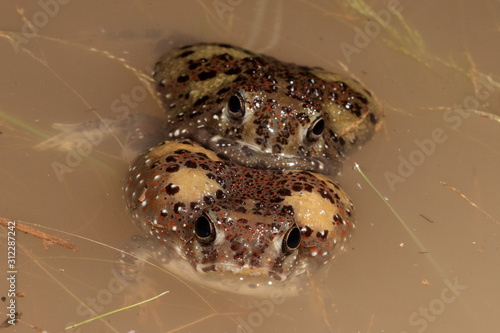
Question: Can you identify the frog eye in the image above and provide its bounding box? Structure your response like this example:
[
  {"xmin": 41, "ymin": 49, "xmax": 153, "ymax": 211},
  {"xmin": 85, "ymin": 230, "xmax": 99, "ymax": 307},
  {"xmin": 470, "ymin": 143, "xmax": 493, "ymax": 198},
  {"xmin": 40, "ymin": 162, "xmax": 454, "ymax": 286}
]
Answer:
[
  {"xmin": 195, "ymin": 214, "xmax": 216, "ymax": 245},
  {"xmin": 282, "ymin": 225, "xmax": 301, "ymax": 254},
  {"xmin": 227, "ymin": 91, "xmax": 246, "ymax": 120},
  {"xmin": 306, "ymin": 117, "xmax": 325, "ymax": 141}
]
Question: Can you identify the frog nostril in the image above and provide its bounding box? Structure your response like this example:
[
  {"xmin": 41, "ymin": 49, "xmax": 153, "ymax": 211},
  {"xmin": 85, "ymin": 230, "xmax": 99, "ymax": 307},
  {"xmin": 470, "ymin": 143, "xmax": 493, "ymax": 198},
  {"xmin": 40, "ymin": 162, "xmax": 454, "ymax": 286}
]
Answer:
[
  {"xmin": 227, "ymin": 91, "xmax": 246, "ymax": 120},
  {"xmin": 195, "ymin": 214, "xmax": 216, "ymax": 245}
]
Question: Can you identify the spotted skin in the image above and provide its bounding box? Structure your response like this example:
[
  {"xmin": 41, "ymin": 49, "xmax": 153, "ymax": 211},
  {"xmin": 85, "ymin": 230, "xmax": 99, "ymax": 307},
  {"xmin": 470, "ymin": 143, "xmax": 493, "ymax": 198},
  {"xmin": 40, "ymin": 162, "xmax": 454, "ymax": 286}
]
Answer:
[
  {"xmin": 123, "ymin": 140, "xmax": 355, "ymax": 295},
  {"xmin": 154, "ymin": 43, "xmax": 383, "ymax": 174}
]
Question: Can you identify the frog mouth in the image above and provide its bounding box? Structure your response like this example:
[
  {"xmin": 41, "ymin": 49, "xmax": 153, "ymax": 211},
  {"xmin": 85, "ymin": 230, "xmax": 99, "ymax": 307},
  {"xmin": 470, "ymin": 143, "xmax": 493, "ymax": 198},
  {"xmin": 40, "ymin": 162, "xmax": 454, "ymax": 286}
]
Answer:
[
  {"xmin": 165, "ymin": 127, "xmax": 341, "ymax": 174},
  {"xmin": 198, "ymin": 263, "xmax": 282, "ymax": 279},
  {"xmin": 193, "ymin": 259, "xmax": 310, "ymax": 284},
  {"xmin": 183, "ymin": 261, "xmax": 310, "ymax": 296},
  {"xmin": 193, "ymin": 133, "xmax": 341, "ymax": 175}
]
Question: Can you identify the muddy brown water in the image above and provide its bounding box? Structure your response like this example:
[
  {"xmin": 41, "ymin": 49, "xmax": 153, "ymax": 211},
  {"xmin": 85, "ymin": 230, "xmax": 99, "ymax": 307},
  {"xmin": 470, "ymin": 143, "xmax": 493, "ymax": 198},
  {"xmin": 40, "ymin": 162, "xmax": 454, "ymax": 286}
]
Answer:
[{"xmin": 1, "ymin": 1, "xmax": 499, "ymax": 332}]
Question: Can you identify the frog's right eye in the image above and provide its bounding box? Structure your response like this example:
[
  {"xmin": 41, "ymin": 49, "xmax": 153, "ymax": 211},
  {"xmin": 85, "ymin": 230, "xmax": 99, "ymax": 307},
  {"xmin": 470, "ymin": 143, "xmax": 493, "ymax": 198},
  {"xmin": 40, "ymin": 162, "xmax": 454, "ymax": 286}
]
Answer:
[
  {"xmin": 227, "ymin": 91, "xmax": 246, "ymax": 120},
  {"xmin": 195, "ymin": 214, "xmax": 216, "ymax": 245},
  {"xmin": 282, "ymin": 225, "xmax": 301, "ymax": 254},
  {"xmin": 306, "ymin": 117, "xmax": 325, "ymax": 141}
]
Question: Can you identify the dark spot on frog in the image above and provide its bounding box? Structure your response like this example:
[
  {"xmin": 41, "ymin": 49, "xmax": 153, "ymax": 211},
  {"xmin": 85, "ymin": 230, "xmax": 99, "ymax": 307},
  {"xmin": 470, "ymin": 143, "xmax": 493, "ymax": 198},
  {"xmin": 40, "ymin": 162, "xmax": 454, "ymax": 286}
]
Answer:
[
  {"xmin": 278, "ymin": 188, "xmax": 292, "ymax": 196},
  {"xmin": 217, "ymin": 87, "xmax": 231, "ymax": 95},
  {"xmin": 190, "ymin": 202, "xmax": 201, "ymax": 211},
  {"xmin": 316, "ymin": 230, "xmax": 329, "ymax": 240},
  {"xmin": 198, "ymin": 70, "xmax": 217, "ymax": 81},
  {"xmin": 199, "ymin": 163, "xmax": 210, "ymax": 170},
  {"xmin": 178, "ymin": 50, "xmax": 195, "ymax": 58},
  {"xmin": 318, "ymin": 189, "xmax": 334, "ymax": 204},
  {"xmin": 203, "ymin": 196, "xmax": 215, "ymax": 205},
  {"xmin": 188, "ymin": 61, "xmax": 200, "ymax": 70},
  {"xmin": 215, "ymin": 189, "xmax": 226, "ymax": 199},
  {"xmin": 224, "ymin": 67, "xmax": 242, "ymax": 75},
  {"xmin": 185, "ymin": 160, "xmax": 197, "ymax": 168},
  {"xmin": 270, "ymin": 197, "xmax": 284, "ymax": 203},
  {"xmin": 333, "ymin": 214, "xmax": 343, "ymax": 225},
  {"xmin": 303, "ymin": 226, "xmax": 314, "ymax": 238},
  {"xmin": 235, "ymin": 206, "xmax": 247, "ymax": 213},
  {"xmin": 173, "ymin": 202, "xmax": 186, "ymax": 213},
  {"xmin": 281, "ymin": 205, "xmax": 294, "ymax": 215},
  {"xmin": 166, "ymin": 164, "xmax": 180, "ymax": 173},
  {"xmin": 165, "ymin": 183, "xmax": 180, "ymax": 195},
  {"xmin": 195, "ymin": 152, "xmax": 210, "ymax": 159},
  {"xmin": 177, "ymin": 74, "xmax": 189, "ymax": 83},
  {"xmin": 303, "ymin": 184, "xmax": 314, "ymax": 192}
]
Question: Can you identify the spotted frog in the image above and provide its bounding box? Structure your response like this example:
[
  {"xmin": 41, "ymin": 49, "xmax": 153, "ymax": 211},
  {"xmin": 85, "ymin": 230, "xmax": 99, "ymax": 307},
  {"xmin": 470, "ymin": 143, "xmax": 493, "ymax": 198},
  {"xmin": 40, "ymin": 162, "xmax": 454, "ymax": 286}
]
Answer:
[
  {"xmin": 37, "ymin": 43, "xmax": 382, "ymax": 174},
  {"xmin": 121, "ymin": 140, "xmax": 354, "ymax": 295},
  {"xmin": 154, "ymin": 43, "xmax": 382, "ymax": 174}
]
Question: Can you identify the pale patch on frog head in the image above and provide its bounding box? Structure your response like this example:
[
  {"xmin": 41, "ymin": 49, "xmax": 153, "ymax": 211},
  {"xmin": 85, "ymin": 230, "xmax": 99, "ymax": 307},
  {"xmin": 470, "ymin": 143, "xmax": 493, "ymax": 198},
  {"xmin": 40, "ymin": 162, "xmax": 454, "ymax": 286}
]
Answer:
[
  {"xmin": 310, "ymin": 68, "xmax": 384, "ymax": 159},
  {"xmin": 280, "ymin": 170, "xmax": 355, "ymax": 263},
  {"xmin": 284, "ymin": 190, "xmax": 339, "ymax": 232},
  {"xmin": 146, "ymin": 139, "xmax": 220, "ymax": 161},
  {"xmin": 159, "ymin": 167, "xmax": 222, "ymax": 204},
  {"xmin": 143, "ymin": 141, "xmax": 223, "ymax": 205}
]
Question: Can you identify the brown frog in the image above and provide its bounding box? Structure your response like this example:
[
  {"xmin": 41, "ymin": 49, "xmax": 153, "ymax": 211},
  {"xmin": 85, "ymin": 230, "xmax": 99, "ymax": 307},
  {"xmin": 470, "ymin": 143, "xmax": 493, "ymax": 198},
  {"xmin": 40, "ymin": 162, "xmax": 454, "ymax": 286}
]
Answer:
[
  {"xmin": 121, "ymin": 140, "xmax": 355, "ymax": 295},
  {"xmin": 37, "ymin": 43, "xmax": 382, "ymax": 175},
  {"xmin": 153, "ymin": 43, "xmax": 382, "ymax": 174}
]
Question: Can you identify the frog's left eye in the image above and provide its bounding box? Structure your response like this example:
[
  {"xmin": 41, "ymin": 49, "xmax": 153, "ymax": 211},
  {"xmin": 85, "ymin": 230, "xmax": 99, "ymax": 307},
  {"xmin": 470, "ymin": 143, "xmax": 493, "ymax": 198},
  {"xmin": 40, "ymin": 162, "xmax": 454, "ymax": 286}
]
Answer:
[
  {"xmin": 227, "ymin": 91, "xmax": 246, "ymax": 120},
  {"xmin": 306, "ymin": 117, "xmax": 325, "ymax": 141},
  {"xmin": 195, "ymin": 214, "xmax": 216, "ymax": 245},
  {"xmin": 282, "ymin": 225, "xmax": 301, "ymax": 254}
]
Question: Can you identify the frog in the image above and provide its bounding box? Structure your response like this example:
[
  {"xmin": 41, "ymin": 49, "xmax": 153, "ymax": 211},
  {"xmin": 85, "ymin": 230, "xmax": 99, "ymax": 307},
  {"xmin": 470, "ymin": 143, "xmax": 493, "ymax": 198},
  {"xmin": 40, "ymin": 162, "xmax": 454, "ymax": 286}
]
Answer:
[
  {"xmin": 154, "ymin": 43, "xmax": 382, "ymax": 175},
  {"xmin": 36, "ymin": 43, "xmax": 383, "ymax": 175},
  {"xmin": 119, "ymin": 139, "xmax": 355, "ymax": 296}
]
